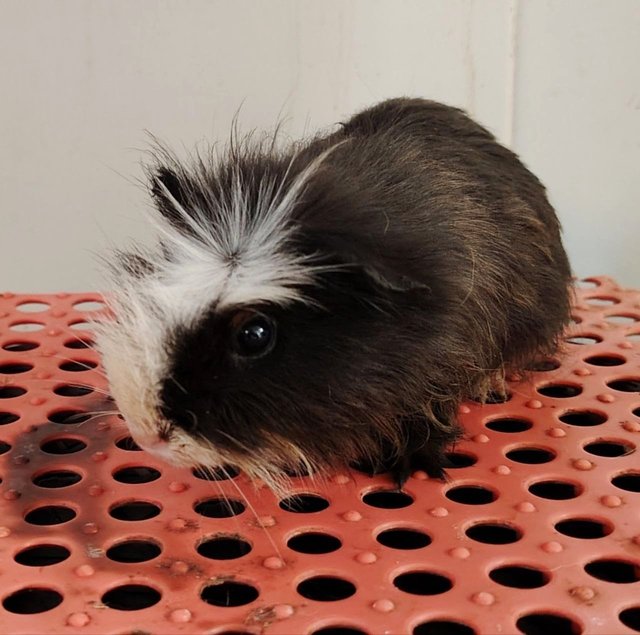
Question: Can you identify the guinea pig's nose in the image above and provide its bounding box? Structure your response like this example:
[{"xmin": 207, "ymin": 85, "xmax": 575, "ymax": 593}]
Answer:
[
  {"xmin": 133, "ymin": 433, "xmax": 168, "ymax": 451},
  {"xmin": 135, "ymin": 434, "xmax": 177, "ymax": 463}
]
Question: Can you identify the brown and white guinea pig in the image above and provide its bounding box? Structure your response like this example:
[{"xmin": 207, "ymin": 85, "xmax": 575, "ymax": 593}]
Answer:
[{"xmin": 96, "ymin": 98, "xmax": 573, "ymax": 492}]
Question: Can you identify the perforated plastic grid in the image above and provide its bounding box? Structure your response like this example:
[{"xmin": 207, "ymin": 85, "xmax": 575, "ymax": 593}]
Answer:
[{"xmin": 0, "ymin": 276, "xmax": 639, "ymax": 635}]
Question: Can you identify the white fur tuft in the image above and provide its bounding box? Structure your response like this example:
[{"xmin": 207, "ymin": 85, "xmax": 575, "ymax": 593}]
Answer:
[{"xmin": 96, "ymin": 145, "xmax": 337, "ymax": 470}]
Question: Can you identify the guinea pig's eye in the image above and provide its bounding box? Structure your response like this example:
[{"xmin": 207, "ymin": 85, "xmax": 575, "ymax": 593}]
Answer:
[{"xmin": 232, "ymin": 312, "xmax": 277, "ymax": 357}]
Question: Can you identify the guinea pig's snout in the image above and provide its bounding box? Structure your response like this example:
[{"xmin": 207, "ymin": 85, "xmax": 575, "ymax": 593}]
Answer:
[
  {"xmin": 133, "ymin": 432, "xmax": 179, "ymax": 464},
  {"xmin": 135, "ymin": 433, "xmax": 169, "ymax": 451}
]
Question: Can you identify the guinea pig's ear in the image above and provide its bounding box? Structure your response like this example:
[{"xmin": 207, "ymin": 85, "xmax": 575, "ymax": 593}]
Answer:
[
  {"xmin": 334, "ymin": 239, "xmax": 430, "ymax": 292},
  {"xmin": 150, "ymin": 167, "xmax": 195, "ymax": 233},
  {"xmin": 306, "ymin": 225, "xmax": 430, "ymax": 293},
  {"xmin": 361, "ymin": 260, "xmax": 429, "ymax": 292}
]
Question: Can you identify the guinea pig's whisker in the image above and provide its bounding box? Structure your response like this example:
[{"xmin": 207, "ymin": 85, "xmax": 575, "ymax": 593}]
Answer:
[
  {"xmin": 215, "ymin": 429, "xmax": 254, "ymax": 456},
  {"xmin": 199, "ymin": 470, "xmax": 262, "ymax": 550},
  {"xmin": 193, "ymin": 433, "xmax": 284, "ymax": 560},
  {"xmin": 221, "ymin": 465, "xmax": 285, "ymax": 561},
  {"xmin": 185, "ymin": 409, "xmax": 198, "ymax": 430},
  {"xmin": 82, "ymin": 412, "xmax": 122, "ymax": 424},
  {"xmin": 47, "ymin": 353, "xmax": 108, "ymax": 379},
  {"xmin": 168, "ymin": 374, "xmax": 188, "ymax": 395},
  {"xmin": 32, "ymin": 377, "xmax": 113, "ymax": 398},
  {"xmin": 63, "ymin": 330, "xmax": 99, "ymax": 352},
  {"xmin": 71, "ymin": 411, "xmax": 121, "ymax": 426},
  {"xmin": 201, "ymin": 465, "xmax": 265, "ymax": 550}
]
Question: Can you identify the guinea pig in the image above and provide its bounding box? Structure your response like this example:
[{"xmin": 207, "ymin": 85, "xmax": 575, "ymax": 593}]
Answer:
[{"xmin": 96, "ymin": 97, "xmax": 573, "ymax": 492}]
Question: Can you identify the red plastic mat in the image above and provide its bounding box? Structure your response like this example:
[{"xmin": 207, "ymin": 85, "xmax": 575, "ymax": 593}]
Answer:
[{"xmin": 0, "ymin": 277, "xmax": 639, "ymax": 634}]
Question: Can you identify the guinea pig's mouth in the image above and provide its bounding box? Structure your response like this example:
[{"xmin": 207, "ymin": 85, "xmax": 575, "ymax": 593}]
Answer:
[
  {"xmin": 135, "ymin": 436, "xmax": 186, "ymax": 465},
  {"xmin": 126, "ymin": 418, "xmax": 229, "ymax": 471}
]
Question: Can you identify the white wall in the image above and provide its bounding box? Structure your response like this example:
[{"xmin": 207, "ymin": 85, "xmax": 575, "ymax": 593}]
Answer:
[{"xmin": 1, "ymin": 0, "xmax": 638, "ymax": 292}]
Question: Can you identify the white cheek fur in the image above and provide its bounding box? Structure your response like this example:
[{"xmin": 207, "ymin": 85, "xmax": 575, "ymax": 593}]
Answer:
[
  {"xmin": 95, "ymin": 144, "xmax": 338, "ymax": 477},
  {"xmin": 94, "ymin": 291, "xmax": 167, "ymax": 443}
]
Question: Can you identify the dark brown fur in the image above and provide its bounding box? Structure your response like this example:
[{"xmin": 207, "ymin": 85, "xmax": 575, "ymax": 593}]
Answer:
[{"xmin": 152, "ymin": 98, "xmax": 573, "ymax": 487}]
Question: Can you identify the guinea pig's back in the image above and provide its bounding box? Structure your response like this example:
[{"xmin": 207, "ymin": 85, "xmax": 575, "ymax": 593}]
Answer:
[
  {"xmin": 304, "ymin": 97, "xmax": 573, "ymax": 374},
  {"xmin": 340, "ymin": 98, "xmax": 563, "ymax": 232}
]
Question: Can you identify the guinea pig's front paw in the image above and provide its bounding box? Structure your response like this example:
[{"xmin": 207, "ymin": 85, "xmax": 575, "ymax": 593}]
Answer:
[
  {"xmin": 389, "ymin": 448, "xmax": 451, "ymax": 491},
  {"xmin": 389, "ymin": 411, "xmax": 461, "ymax": 490}
]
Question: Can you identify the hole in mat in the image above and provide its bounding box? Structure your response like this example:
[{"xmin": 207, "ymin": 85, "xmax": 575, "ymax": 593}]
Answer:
[
  {"xmin": 559, "ymin": 410, "xmax": 607, "ymax": 426},
  {"xmin": 0, "ymin": 386, "xmax": 27, "ymax": 398},
  {"xmin": 9, "ymin": 322, "xmax": 44, "ymax": 332},
  {"xmin": 101, "ymin": 584, "xmax": 161, "ymax": 611},
  {"xmin": 40, "ymin": 437, "xmax": 87, "ymax": 454},
  {"xmin": 69, "ymin": 321, "xmax": 93, "ymax": 330},
  {"xmin": 586, "ymin": 296, "xmax": 619, "ymax": 305},
  {"xmin": 109, "ymin": 500, "xmax": 161, "ymax": 521},
  {"xmin": 376, "ymin": 527, "xmax": 431, "ymax": 550},
  {"xmin": 2, "ymin": 588, "xmax": 63, "ymax": 614},
  {"xmin": 16, "ymin": 301, "xmax": 49, "ymax": 313},
  {"xmin": 48, "ymin": 409, "xmax": 91, "ymax": 424},
  {"xmin": 192, "ymin": 465, "xmax": 239, "ymax": 480},
  {"xmin": 115, "ymin": 436, "xmax": 142, "ymax": 451},
  {"xmin": 14, "ymin": 544, "xmax": 71, "ymax": 567},
  {"xmin": 194, "ymin": 498, "xmax": 245, "ymax": 518},
  {"xmin": 197, "ymin": 535, "xmax": 252, "ymax": 560},
  {"xmin": 32, "ymin": 470, "xmax": 82, "ymax": 488},
  {"xmin": 489, "ymin": 564, "xmax": 550, "ymax": 588},
  {"xmin": 611, "ymin": 472, "xmax": 640, "ymax": 492},
  {"xmin": 25, "ymin": 505, "xmax": 76, "ymax": 525},
  {"xmin": 607, "ymin": 378, "xmax": 640, "ymax": 392},
  {"xmin": 554, "ymin": 517, "xmax": 612, "ymax": 539},
  {"xmin": 59, "ymin": 360, "xmax": 97, "ymax": 372},
  {"xmin": 393, "ymin": 571, "xmax": 453, "ymax": 595},
  {"xmin": 201, "ymin": 581, "xmax": 259, "ymax": 607},
  {"xmin": 0, "ymin": 411, "xmax": 20, "ymax": 425},
  {"xmin": 53, "ymin": 384, "xmax": 93, "ymax": 397},
  {"xmin": 287, "ymin": 532, "xmax": 342, "ymax": 554},
  {"xmin": 0, "ymin": 440, "xmax": 10, "ymax": 454},
  {"xmin": 279, "ymin": 493, "xmax": 330, "ymax": 512},
  {"xmin": 112, "ymin": 466, "xmax": 161, "ymax": 484},
  {"xmin": 445, "ymin": 451, "xmax": 477, "ymax": 467},
  {"xmin": 584, "ymin": 354, "xmax": 626, "ymax": 366},
  {"xmin": 73, "ymin": 300, "xmax": 105, "ymax": 311},
  {"xmin": 297, "ymin": 576, "xmax": 356, "ymax": 601},
  {"xmin": 413, "ymin": 620, "xmax": 476, "ymax": 635},
  {"xmin": 577, "ymin": 278, "xmax": 600, "ymax": 289},
  {"xmin": 505, "ymin": 446, "xmax": 556, "ymax": 464},
  {"xmin": 465, "ymin": 522, "xmax": 522, "ymax": 544},
  {"xmin": 619, "ymin": 607, "xmax": 640, "ymax": 633},
  {"xmin": 445, "ymin": 485, "xmax": 497, "ymax": 505},
  {"xmin": 64, "ymin": 338, "xmax": 94, "ymax": 349},
  {"xmin": 0, "ymin": 362, "xmax": 33, "ymax": 374},
  {"xmin": 584, "ymin": 439, "xmax": 635, "ymax": 457},
  {"xmin": 107, "ymin": 540, "xmax": 161, "ymax": 563},
  {"xmin": 311, "ymin": 627, "xmax": 368, "ymax": 635},
  {"xmin": 537, "ymin": 384, "xmax": 582, "ymax": 398},
  {"xmin": 2, "ymin": 340, "xmax": 39, "ymax": 351},
  {"xmin": 566, "ymin": 335, "xmax": 601, "ymax": 345},
  {"xmin": 606, "ymin": 314, "xmax": 639, "ymax": 324},
  {"xmin": 528, "ymin": 480, "xmax": 582, "ymax": 500},
  {"xmin": 361, "ymin": 490, "xmax": 413, "ymax": 509},
  {"xmin": 584, "ymin": 559, "xmax": 640, "ymax": 583},
  {"xmin": 516, "ymin": 612, "xmax": 582, "ymax": 635}
]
